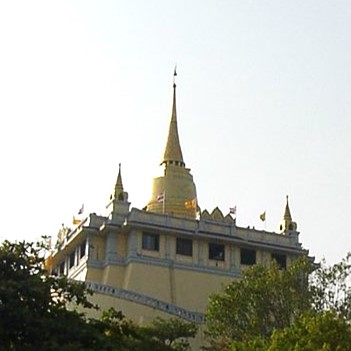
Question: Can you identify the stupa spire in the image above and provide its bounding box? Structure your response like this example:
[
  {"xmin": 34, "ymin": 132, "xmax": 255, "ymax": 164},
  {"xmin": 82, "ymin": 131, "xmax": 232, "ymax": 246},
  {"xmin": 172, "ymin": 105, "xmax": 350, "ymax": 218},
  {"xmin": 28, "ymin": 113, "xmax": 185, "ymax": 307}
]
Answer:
[
  {"xmin": 146, "ymin": 69, "xmax": 198, "ymax": 218},
  {"xmin": 161, "ymin": 67, "xmax": 185, "ymax": 168}
]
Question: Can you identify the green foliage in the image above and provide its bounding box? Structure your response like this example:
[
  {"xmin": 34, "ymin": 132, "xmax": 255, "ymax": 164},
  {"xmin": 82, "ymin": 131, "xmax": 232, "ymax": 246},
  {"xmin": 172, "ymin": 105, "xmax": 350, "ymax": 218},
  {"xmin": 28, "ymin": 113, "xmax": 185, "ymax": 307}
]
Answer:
[
  {"xmin": 205, "ymin": 254, "xmax": 351, "ymax": 351},
  {"xmin": 229, "ymin": 312, "xmax": 351, "ymax": 351},
  {"xmin": 0, "ymin": 240, "xmax": 198, "ymax": 351},
  {"xmin": 0, "ymin": 240, "xmax": 104, "ymax": 350},
  {"xmin": 268, "ymin": 311, "xmax": 351, "ymax": 351},
  {"xmin": 230, "ymin": 337, "xmax": 268, "ymax": 351},
  {"xmin": 94, "ymin": 312, "xmax": 197, "ymax": 351},
  {"xmin": 140, "ymin": 317, "xmax": 198, "ymax": 351},
  {"xmin": 205, "ymin": 257, "xmax": 313, "ymax": 349},
  {"xmin": 311, "ymin": 253, "xmax": 351, "ymax": 319}
]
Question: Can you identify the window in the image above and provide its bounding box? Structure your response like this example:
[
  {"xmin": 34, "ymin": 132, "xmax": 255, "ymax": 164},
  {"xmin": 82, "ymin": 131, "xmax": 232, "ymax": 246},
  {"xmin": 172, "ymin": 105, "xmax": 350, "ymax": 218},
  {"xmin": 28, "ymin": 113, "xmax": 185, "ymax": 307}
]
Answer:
[
  {"xmin": 240, "ymin": 248, "xmax": 256, "ymax": 265},
  {"xmin": 176, "ymin": 238, "xmax": 193, "ymax": 256},
  {"xmin": 80, "ymin": 240, "xmax": 86, "ymax": 259},
  {"xmin": 209, "ymin": 243, "xmax": 225, "ymax": 261},
  {"xmin": 142, "ymin": 232, "xmax": 160, "ymax": 251},
  {"xmin": 272, "ymin": 253, "xmax": 287, "ymax": 269},
  {"xmin": 69, "ymin": 251, "xmax": 75, "ymax": 268},
  {"xmin": 59, "ymin": 261, "xmax": 65, "ymax": 275}
]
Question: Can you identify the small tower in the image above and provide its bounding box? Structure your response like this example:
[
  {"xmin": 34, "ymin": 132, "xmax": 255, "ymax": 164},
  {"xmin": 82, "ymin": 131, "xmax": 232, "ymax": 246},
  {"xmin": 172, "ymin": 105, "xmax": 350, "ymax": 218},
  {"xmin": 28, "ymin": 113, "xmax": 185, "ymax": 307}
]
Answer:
[
  {"xmin": 114, "ymin": 163, "xmax": 128, "ymax": 202},
  {"xmin": 146, "ymin": 70, "xmax": 198, "ymax": 218},
  {"xmin": 278, "ymin": 195, "xmax": 297, "ymax": 235},
  {"xmin": 106, "ymin": 163, "xmax": 130, "ymax": 224}
]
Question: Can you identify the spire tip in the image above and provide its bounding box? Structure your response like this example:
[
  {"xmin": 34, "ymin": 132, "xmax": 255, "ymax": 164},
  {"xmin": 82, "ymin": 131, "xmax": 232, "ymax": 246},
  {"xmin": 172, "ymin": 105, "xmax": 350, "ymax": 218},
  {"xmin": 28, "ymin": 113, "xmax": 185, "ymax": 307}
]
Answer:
[{"xmin": 173, "ymin": 65, "xmax": 177, "ymax": 87}]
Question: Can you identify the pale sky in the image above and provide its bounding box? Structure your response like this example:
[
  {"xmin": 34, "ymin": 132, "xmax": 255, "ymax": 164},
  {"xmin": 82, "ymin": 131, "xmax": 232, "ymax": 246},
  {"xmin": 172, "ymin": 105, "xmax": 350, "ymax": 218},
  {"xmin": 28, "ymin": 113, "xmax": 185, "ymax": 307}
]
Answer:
[{"xmin": 0, "ymin": 1, "xmax": 350, "ymax": 264}]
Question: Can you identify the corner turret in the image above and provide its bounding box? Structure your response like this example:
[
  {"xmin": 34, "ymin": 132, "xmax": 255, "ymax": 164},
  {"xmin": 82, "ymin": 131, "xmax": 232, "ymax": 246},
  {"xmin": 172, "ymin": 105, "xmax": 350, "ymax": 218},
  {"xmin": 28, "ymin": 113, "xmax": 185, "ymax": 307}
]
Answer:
[
  {"xmin": 106, "ymin": 163, "xmax": 130, "ymax": 224},
  {"xmin": 278, "ymin": 195, "xmax": 298, "ymax": 234},
  {"xmin": 114, "ymin": 163, "xmax": 128, "ymax": 201}
]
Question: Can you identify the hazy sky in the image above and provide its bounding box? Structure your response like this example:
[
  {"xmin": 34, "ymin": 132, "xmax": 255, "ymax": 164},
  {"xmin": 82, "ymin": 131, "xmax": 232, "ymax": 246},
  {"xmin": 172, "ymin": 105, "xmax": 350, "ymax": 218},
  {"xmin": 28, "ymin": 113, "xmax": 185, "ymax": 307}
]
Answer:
[{"xmin": 0, "ymin": 1, "xmax": 350, "ymax": 264}]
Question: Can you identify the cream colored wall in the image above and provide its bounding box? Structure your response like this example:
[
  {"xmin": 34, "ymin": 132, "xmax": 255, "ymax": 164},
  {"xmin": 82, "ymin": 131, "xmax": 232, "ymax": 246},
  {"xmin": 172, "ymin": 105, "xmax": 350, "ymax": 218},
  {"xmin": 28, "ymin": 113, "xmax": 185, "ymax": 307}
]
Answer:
[
  {"xmin": 99, "ymin": 258, "xmax": 236, "ymax": 313},
  {"xmin": 68, "ymin": 229, "xmax": 296, "ymax": 312},
  {"xmin": 122, "ymin": 261, "xmax": 173, "ymax": 302},
  {"xmin": 101, "ymin": 265, "xmax": 126, "ymax": 286},
  {"xmin": 84, "ymin": 263, "xmax": 235, "ymax": 314},
  {"xmin": 110, "ymin": 231, "xmax": 297, "ymax": 312},
  {"xmin": 172, "ymin": 268, "xmax": 234, "ymax": 312},
  {"xmin": 118, "ymin": 233, "xmax": 127, "ymax": 257},
  {"xmin": 87, "ymin": 250, "xmax": 295, "ymax": 307},
  {"xmin": 86, "ymin": 267, "xmax": 103, "ymax": 282},
  {"xmin": 91, "ymin": 235, "xmax": 105, "ymax": 261}
]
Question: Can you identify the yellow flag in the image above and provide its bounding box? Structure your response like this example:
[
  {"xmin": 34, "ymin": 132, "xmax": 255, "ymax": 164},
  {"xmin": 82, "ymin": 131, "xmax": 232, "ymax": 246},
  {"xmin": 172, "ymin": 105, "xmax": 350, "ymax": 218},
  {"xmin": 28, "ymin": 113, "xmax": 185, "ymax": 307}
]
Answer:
[
  {"xmin": 44, "ymin": 254, "xmax": 53, "ymax": 270},
  {"xmin": 259, "ymin": 211, "xmax": 266, "ymax": 222},
  {"xmin": 73, "ymin": 216, "xmax": 81, "ymax": 225},
  {"xmin": 185, "ymin": 199, "xmax": 196, "ymax": 209}
]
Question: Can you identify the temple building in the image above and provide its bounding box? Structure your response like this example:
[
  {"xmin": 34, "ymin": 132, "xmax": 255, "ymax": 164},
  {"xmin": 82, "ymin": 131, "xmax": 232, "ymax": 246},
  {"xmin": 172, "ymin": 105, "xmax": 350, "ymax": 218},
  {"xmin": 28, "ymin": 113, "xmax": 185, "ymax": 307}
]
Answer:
[{"xmin": 48, "ymin": 75, "xmax": 309, "ymax": 348}]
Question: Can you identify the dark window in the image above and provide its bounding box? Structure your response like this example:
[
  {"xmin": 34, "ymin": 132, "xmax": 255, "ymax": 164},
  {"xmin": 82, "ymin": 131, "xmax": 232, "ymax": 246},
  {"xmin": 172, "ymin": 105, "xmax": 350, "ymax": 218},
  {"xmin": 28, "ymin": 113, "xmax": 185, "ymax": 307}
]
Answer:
[
  {"xmin": 240, "ymin": 248, "xmax": 256, "ymax": 265},
  {"xmin": 209, "ymin": 243, "xmax": 225, "ymax": 261},
  {"xmin": 59, "ymin": 261, "xmax": 65, "ymax": 275},
  {"xmin": 69, "ymin": 251, "xmax": 75, "ymax": 268},
  {"xmin": 80, "ymin": 240, "xmax": 86, "ymax": 258},
  {"xmin": 142, "ymin": 232, "xmax": 159, "ymax": 251},
  {"xmin": 272, "ymin": 253, "xmax": 287, "ymax": 269},
  {"xmin": 176, "ymin": 238, "xmax": 193, "ymax": 256}
]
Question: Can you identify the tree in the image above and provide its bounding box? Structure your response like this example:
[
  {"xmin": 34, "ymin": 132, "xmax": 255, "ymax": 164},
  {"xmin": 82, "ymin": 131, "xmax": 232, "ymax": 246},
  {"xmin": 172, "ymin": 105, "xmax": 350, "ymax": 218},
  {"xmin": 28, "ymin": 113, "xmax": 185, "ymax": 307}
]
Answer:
[
  {"xmin": 311, "ymin": 253, "xmax": 351, "ymax": 320},
  {"xmin": 0, "ymin": 240, "xmax": 102, "ymax": 350},
  {"xmin": 205, "ymin": 254, "xmax": 351, "ymax": 351},
  {"xmin": 95, "ymin": 311, "xmax": 198, "ymax": 351},
  {"xmin": 267, "ymin": 311, "xmax": 351, "ymax": 351},
  {"xmin": 204, "ymin": 257, "xmax": 314, "ymax": 350},
  {"xmin": 139, "ymin": 317, "xmax": 198, "ymax": 351},
  {"xmin": 0, "ymin": 240, "xmax": 197, "ymax": 351}
]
